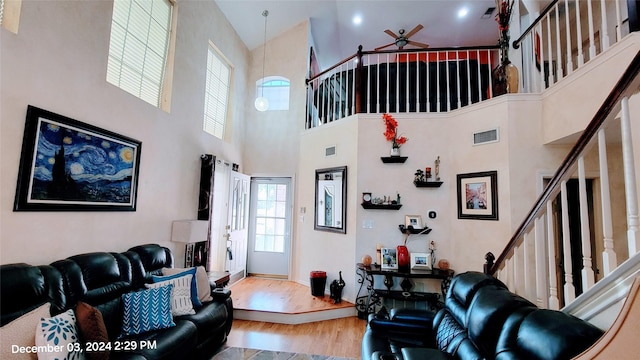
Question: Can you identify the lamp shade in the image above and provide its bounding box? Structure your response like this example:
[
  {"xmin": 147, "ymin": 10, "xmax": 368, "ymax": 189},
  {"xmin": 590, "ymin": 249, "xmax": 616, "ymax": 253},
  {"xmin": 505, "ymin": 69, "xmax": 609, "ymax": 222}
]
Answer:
[{"xmin": 171, "ymin": 220, "xmax": 208, "ymax": 243}]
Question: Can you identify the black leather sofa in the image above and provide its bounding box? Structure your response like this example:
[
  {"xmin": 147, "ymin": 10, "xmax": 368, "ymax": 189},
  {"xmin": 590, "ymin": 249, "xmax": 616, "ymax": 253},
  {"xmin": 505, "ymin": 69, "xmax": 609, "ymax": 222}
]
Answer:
[
  {"xmin": 362, "ymin": 272, "xmax": 604, "ymax": 360},
  {"xmin": 0, "ymin": 244, "xmax": 233, "ymax": 360}
]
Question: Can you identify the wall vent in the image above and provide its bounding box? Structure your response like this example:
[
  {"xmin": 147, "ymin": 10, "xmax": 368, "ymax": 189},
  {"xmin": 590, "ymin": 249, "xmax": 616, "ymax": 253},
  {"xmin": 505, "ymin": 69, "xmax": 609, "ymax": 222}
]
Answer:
[
  {"xmin": 473, "ymin": 128, "xmax": 499, "ymax": 145},
  {"xmin": 325, "ymin": 146, "xmax": 336, "ymax": 156}
]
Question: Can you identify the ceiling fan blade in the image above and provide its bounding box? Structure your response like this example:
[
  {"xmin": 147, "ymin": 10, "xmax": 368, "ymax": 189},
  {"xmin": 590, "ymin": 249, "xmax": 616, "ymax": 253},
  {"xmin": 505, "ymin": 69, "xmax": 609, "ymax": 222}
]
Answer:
[
  {"xmin": 407, "ymin": 40, "xmax": 429, "ymax": 48},
  {"xmin": 384, "ymin": 29, "xmax": 399, "ymax": 39},
  {"xmin": 375, "ymin": 42, "xmax": 396, "ymax": 51},
  {"xmin": 404, "ymin": 24, "xmax": 424, "ymax": 39}
]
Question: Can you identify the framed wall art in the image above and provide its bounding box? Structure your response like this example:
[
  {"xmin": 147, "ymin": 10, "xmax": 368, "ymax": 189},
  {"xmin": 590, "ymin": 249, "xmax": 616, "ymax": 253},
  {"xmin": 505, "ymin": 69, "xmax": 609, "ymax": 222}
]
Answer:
[
  {"xmin": 456, "ymin": 170, "xmax": 498, "ymax": 220},
  {"xmin": 13, "ymin": 105, "xmax": 142, "ymax": 211},
  {"xmin": 411, "ymin": 252, "xmax": 431, "ymax": 270},
  {"xmin": 405, "ymin": 214, "xmax": 423, "ymax": 229}
]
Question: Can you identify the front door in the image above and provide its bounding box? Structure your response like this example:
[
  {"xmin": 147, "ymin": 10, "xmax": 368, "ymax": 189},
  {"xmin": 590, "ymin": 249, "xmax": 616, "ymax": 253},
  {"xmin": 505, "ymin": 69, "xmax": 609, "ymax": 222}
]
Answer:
[
  {"xmin": 247, "ymin": 177, "xmax": 292, "ymax": 278},
  {"xmin": 226, "ymin": 171, "xmax": 250, "ymax": 282}
]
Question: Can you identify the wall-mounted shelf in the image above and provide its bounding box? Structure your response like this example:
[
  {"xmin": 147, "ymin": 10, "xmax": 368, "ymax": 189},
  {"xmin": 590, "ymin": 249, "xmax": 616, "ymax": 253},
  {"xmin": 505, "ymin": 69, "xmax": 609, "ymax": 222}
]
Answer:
[
  {"xmin": 399, "ymin": 225, "xmax": 432, "ymax": 235},
  {"xmin": 414, "ymin": 181, "xmax": 443, "ymax": 188},
  {"xmin": 381, "ymin": 156, "xmax": 408, "ymax": 163},
  {"xmin": 361, "ymin": 203, "xmax": 402, "ymax": 210}
]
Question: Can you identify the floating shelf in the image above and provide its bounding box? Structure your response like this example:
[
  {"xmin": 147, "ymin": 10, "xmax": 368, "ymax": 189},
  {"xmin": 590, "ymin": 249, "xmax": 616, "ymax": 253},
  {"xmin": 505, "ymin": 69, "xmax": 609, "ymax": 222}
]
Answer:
[
  {"xmin": 414, "ymin": 181, "xmax": 443, "ymax": 188},
  {"xmin": 399, "ymin": 225, "xmax": 432, "ymax": 235},
  {"xmin": 381, "ymin": 156, "xmax": 408, "ymax": 163},
  {"xmin": 361, "ymin": 203, "xmax": 402, "ymax": 210}
]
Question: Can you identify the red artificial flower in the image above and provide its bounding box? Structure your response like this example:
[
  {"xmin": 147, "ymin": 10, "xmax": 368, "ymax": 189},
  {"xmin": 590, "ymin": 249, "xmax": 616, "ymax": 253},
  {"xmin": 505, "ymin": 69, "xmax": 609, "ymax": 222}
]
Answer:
[{"xmin": 382, "ymin": 113, "xmax": 408, "ymax": 147}]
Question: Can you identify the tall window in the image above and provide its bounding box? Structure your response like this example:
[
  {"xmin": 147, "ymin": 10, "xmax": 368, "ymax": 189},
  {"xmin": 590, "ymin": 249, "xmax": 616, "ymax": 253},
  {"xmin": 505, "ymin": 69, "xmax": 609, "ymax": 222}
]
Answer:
[
  {"xmin": 203, "ymin": 43, "xmax": 232, "ymax": 139},
  {"xmin": 256, "ymin": 76, "xmax": 290, "ymax": 111},
  {"xmin": 106, "ymin": 0, "xmax": 174, "ymax": 109},
  {"xmin": 1, "ymin": 0, "xmax": 22, "ymax": 34}
]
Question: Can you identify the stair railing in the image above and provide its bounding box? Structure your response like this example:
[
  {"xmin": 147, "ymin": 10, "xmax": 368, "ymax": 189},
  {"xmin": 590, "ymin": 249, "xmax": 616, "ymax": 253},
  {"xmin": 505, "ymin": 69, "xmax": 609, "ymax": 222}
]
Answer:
[{"xmin": 485, "ymin": 50, "xmax": 640, "ymax": 310}]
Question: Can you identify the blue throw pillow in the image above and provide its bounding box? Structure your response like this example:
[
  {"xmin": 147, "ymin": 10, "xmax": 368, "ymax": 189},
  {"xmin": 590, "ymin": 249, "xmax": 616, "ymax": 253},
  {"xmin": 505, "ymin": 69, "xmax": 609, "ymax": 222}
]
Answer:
[
  {"xmin": 120, "ymin": 285, "xmax": 175, "ymax": 337},
  {"xmin": 152, "ymin": 267, "xmax": 202, "ymax": 308}
]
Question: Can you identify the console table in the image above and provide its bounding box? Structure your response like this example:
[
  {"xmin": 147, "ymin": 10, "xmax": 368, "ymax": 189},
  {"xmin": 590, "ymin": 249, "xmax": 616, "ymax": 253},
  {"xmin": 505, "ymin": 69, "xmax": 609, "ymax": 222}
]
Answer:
[{"xmin": 355, "ymin": 263, "xmax": 454, "ymax": 317}]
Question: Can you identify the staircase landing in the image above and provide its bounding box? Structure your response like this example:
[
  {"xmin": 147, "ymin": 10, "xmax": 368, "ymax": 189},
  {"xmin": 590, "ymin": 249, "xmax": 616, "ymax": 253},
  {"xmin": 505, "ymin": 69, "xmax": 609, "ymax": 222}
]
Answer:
[{"xmin": 229, "ymin": 277, "xmax": 356, "ymax": 324}]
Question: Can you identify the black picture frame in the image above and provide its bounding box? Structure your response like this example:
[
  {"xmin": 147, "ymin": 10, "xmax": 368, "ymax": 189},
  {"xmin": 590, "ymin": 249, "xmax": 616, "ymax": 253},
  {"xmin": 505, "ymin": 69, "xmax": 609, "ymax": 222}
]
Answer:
[
  {"xmin": 13, "ymin": 105, "xmax": 142, "ymax": 211},
  {"xmin": 456, "ymin": 171, "xmax": 498, "ymax": 220}
]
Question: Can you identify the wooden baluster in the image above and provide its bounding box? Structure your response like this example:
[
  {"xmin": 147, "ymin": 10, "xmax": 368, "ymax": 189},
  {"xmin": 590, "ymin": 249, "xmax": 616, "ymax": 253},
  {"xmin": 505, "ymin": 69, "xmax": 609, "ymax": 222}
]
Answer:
[
  {"xmin": 426, "ymin": 51, "xmax": 431, "ymax": 112},
  {"xmin": 416, "ymin": 51, "xmax": 421, "ymax": 112},
  {"xmin": 523, "ymin": 231, "xmax": 534, "ymax": 301},
  {"xmin": 598, "ymin": 129, "xmax": 617, "ymax": 275},
  {"xmin": 355, "ymin": 46, "xmax": 363, "ymax": 115},
  {"xmin": 535, "ymin": 216, "xmax": 548, "ymax": 308},
  {"xmin": 578, "ymin": 157, "xmax": 596, "ymax": 290},
  {"xmin": 621, "ymin": 97, "xmax": 640, "ymax": 255},
  {"xmin": 615, "ymin": 0, "xmax": 623, "ymax": 41},
  {"xmin": 546, "ymin": 13, "xmax": 555, "ymax": 86},
  {"xmin": 547, "ymin": 200, "xmax": 561, "ymax": 309},
  {"xmin": 538, "ymin": 23, "xmax": 546, "ymax": 92},
  {"xmin": 513, "ymin": 244, "xmax": 522, "ymax": 295},
  {"xmin": 466, "ymin": 50, "xmax": 472, "ymax": 106},
  {"xmin": 561, "ymin": 180, "xmax": 576, "ymax": 303},
  {"xmin": 376, "ymin": 53, "xmax": 381, "ymax": 113},
  {"xmin": 456, "ymin": 51, "xmax": 462, "ymax": 109},
  {"xmin": 587, "ymin": 0, "xmax": 597, "ymax": 60},
  {"xmin": 476, "ymin": 50, "xmax": 482, "ymax": 101},
  {"xmin": 600, "ymin": 0, "xmax": 610, "ymax": 50},
  {"xmin": 564, "ymin": 0, "xmax": 574, "ymax": 75},
  {"xmin": 555, "ymin": 5, "xmax": 564, "ymax": 80},
  {"xmin": 446, "ymin": 51, "xmax": 451, "ymax": 112},
  {"xmin": 488, "ymin": 49, "xmax": 494, "ymax": 99},
  {"xmin": 436, "ymin": 51, "xmax": 441, "ymax": 112},
  {"xmin": 385, "ymin": 53, "xmax": 390, "ymax": 113},
  {"xmin": 576, "ymin": 0, "xmax": 585, "ymax": 66},
  {"xmin": 396, "ymin": 56, "xmax": 400, "ymax": 112}
]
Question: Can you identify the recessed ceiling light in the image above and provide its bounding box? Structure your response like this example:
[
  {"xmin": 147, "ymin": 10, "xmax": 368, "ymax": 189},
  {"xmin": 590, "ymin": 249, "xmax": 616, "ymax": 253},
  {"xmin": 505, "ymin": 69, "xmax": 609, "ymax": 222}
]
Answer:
[
  {"xmin": 458, "ymin": 7, "xmax": 469, "ymax": 18},
  {"xmin": 352, "ymin": 14, "xmax": 363, "ymax": 25}
]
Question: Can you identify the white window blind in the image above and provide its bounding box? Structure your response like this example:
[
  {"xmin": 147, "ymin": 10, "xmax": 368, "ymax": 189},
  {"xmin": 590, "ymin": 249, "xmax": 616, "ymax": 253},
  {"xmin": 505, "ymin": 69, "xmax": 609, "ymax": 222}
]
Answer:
[
  {"xmin": 0, "ymin": 0, "xmax": 5, "ymax": 26},
  {"xmin": 203, "ymin": 45, "xmax": 231, "ymax": 139},
  {"xmin": 106, "ymin": 0, "xmax": 172, "ymax": 107}
]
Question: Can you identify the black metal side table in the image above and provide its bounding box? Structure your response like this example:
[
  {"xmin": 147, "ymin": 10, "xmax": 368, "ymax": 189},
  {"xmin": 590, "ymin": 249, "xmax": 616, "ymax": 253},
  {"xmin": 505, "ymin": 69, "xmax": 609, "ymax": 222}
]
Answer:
[{"xmin": 355, "ymin": 263, "xmax": 454, "ymax": 318}]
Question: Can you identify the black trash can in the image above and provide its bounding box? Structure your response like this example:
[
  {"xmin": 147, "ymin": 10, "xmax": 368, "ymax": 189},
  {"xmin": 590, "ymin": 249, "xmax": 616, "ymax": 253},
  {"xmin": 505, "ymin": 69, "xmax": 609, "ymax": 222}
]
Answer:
[{"xmin": 310, "ymin": 271, "xmax": 327, "ymax": 296}]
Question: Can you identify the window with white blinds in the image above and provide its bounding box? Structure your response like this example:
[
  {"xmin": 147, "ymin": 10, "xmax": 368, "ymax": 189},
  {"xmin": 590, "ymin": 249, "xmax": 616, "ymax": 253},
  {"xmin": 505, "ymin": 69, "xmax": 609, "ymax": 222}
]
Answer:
[
  {"xmin": 106, "ymin": 0, "xmax": 173, "ymax": 108},
  {"xmin": 203, "ymin": 45, "xmax": 231, "ymax": 139}
]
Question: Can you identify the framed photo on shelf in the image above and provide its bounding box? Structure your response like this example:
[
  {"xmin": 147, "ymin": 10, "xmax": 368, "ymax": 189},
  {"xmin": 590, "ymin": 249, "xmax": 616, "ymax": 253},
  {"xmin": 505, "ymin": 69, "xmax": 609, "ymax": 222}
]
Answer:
[
  {"xmin": 381, "ymin": 248, "xmax": 398, "ymax": 269},
  {"xmin": 456, "ymin": 171, "xmax": 498, "ymax": 220},
  {"xmin": 405, "ymin": 215, "xmax": 423, "ymax": 229},
  {"xmin": 411, "ymin": 252, "xmax": 432, "ymax": 270}
]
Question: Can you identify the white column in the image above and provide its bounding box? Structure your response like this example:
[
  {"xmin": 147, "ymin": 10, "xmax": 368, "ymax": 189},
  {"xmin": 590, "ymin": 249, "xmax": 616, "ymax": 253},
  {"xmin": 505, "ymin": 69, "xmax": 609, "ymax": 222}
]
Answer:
[
  {"xmin": 564, "ymin": 0, "xmax": 574, "ymax": 74},
  {"xmin": 600, "ymin": 0, "xmax": 610, "ymax": 50},
  {"xmin": 554, "ymin": 5, "xmax": 564, "ymax": 79},
  {"xmin": 575, "ymin": 0, "xmax": 585, "ymax": 66},
  {"xmin": 621, "ymin": 97, "xmax": 640, "ymax": 254},
  {"xmin": 598, "ymin": 129, "xmax": 617, "ymax": 274},
  {"xmin": 561, "ymin": 180, "xmax": 576, "ymax": 303},
  {"xmin": 547, "ymin": 201, "xmax": 561, "ymax": 310},
  {"xmin": 587, "ymin": 0, "xmax": 597, "ymax": 59},
  {"xmin": 578, "ymin": 157, "xmax": 596, "ymax": 290}
]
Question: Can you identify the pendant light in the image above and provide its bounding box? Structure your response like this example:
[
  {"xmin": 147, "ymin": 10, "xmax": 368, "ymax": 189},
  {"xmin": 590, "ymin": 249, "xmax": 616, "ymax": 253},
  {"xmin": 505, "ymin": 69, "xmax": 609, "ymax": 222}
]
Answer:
[{"xmin": 254, "ymin": 10, "xmax": 269, "ymax": 112}]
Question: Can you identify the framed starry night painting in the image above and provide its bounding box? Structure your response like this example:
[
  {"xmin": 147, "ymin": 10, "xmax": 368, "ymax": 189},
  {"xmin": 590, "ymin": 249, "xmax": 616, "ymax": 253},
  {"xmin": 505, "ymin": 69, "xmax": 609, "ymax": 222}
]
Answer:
[{"xmin": 13, "ymin": 105, "xmax": 142, "ymax": 211}]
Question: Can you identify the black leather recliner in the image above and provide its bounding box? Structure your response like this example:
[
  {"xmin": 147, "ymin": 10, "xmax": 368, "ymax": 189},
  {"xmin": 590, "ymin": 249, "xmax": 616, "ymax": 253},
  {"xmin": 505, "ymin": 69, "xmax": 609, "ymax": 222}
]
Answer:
[
  {"xmin": 0, "ymin": 244, "xmax": 233, "ymax": 360},
  {"xmin": 362, "ymin": 271, "xmax": 604, "ymax": 360}
]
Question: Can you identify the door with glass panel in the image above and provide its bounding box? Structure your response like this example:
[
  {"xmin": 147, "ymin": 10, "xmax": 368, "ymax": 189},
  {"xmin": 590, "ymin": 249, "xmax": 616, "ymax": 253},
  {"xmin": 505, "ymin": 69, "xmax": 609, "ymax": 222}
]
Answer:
[
  {"xmin": 247, "ymin": 177, "xmax": 292, "ymax": 277},
  {"xmin": 225, "ymin": 171, "xmax": 250, "ymax": 281}
]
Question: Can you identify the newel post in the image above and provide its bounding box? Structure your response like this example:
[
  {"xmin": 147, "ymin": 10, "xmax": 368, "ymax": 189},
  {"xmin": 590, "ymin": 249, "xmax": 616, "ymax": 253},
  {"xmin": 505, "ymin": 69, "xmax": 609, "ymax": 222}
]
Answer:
[
  {"xmin": 484, "ymin": 252, "xmax": 495, "ymax": 274},
  {"xmin": 355, "ymin": 45, "xmax": 364, "ymax": 114}
]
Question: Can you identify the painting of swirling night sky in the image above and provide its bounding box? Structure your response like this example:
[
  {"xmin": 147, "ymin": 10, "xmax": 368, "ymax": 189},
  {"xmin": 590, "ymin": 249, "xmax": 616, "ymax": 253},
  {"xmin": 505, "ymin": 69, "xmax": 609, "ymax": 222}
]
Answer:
[{"xmin": 29, "ymin": 118, "xmax": 137, "ymax": 204}]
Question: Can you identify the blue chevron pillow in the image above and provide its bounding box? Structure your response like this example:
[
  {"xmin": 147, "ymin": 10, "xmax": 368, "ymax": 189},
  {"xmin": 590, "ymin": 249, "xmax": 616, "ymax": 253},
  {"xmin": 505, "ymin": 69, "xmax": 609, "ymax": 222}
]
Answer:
[{"xmin": 120, "ymin": 285, "xmax": 175, "ymax": 337}]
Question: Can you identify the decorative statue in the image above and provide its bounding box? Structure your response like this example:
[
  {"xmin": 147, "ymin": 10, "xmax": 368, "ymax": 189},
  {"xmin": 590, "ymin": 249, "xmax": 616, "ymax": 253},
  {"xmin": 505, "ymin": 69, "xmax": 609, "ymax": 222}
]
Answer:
[
  {"xmin": 330, "ymin": 271, "xmax": 346, "ymax": 304},
  {"xmin": 435, "ymin": 156, "xmax": 441, "ymax": 181}
]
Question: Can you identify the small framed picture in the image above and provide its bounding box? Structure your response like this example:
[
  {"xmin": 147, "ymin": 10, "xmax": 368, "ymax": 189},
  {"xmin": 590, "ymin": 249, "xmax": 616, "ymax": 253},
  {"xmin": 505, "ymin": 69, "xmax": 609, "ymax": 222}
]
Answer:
[
  {"xmin": 411, "ymin": 252, "xmax": 432, "ymax": 270},
  {"xmin": 381, "ymin": 248, "xmax": 398, "ymax": 269},
  {"xmin": 405, "ymin": 215, "xmax": 423, "ymax": 229}
]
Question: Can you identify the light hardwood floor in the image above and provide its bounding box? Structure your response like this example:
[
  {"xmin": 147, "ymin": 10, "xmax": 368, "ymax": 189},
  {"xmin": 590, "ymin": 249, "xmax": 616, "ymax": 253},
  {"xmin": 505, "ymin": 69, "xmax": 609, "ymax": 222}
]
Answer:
[{"xmin": 225, "ymin": 278, "xmax": 367, "ymax": 358}]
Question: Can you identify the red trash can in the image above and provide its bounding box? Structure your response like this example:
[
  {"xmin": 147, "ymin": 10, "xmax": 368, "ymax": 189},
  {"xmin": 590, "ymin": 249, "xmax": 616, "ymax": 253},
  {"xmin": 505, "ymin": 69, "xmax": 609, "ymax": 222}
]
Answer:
[{"xmin": 310, "ymin": 271, "xmax": 327, "ymax": 296}]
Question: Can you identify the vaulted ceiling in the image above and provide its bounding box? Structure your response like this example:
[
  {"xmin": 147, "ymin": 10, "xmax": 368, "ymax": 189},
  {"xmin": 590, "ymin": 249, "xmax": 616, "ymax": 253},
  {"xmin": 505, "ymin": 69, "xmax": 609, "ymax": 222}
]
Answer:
[{"xmin": 214, "ymin": 0, "xmax": 507, "ymax": 69}]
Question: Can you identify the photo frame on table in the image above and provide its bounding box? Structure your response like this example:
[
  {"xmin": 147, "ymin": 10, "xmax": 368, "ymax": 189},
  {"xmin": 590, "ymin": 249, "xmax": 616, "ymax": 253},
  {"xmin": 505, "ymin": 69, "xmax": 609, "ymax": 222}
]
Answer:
[
  {"xmin": 13, "ymin": 105, "xmax": 142, "ymax": 211},
  {"xmin": 381, "ymin": 248, "xmax": 398, "ymax": 269},
  {"xmin": 456, "ymin": 171, "xmax": 498, "ymax": 220},
  {"xmin": 405, "ymin": 214, "xmax": 423, "ymax": 229},
  {"xmin": 411, "ymin": 252, "xmax": 432, "ymax": 270}
]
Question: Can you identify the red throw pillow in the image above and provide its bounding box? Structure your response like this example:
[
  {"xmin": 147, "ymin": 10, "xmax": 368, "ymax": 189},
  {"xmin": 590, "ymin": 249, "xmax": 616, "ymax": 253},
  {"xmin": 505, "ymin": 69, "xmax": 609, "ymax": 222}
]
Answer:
[{"xmin": 75, "ymin": 301, "xmax": 110, "ymax": 360}]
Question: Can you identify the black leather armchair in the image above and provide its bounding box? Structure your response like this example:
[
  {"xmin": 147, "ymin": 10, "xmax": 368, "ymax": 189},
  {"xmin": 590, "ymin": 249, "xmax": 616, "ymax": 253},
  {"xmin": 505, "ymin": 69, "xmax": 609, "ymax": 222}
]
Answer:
[{"xmin": 362, "ymin": 271, "xmax": 604, "ymax": 360}]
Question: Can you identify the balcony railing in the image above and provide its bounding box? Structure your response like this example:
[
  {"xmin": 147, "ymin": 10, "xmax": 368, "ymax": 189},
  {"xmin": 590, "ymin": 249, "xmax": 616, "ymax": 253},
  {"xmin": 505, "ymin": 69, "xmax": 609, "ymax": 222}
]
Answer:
[
  {"xmin": 305, "ymin": 46, "xmax": 499, "ymax": 129},
  {"xmin": 514, "ymin": 0, "xmax": 632, "ymax": 93},
  {"xmin": 485, "ymin": 50, "xmax": 640, "ymax": 312}
]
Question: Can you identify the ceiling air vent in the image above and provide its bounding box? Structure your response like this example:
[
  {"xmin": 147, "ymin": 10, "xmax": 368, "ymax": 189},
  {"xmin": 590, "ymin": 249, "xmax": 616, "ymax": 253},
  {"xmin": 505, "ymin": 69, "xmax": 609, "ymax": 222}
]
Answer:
[
  {"xmin": 473, "ymin": 128, "xmax": 499, "ymax": 145},
  {"xmin": 325, "ymin": 145, "xmax": 336, "ymax": 157},
  {"xmin": 482, "ymin": 7, "xmax": 496, "ymax": 19}
]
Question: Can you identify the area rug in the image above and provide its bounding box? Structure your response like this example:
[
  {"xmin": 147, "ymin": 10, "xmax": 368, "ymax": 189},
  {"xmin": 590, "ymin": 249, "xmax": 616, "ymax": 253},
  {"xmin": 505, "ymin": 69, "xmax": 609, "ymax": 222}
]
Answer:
[{"xmin": 212, "ymin": 346, "xmax": 356, "ymax": 360}]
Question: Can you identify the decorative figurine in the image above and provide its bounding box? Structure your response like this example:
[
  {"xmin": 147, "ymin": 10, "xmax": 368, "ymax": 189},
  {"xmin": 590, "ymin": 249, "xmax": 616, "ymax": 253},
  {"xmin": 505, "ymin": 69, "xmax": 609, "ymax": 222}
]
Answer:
[
  {"xmin": 435, "ymin": 156, "xmax": 441, "ymax": 181},
  {"xmin": 330, "ymin": 271, "xmax": 346, "ymax": 304},
  {"xmin": 414, "ymin": 169, "xmax": 425, "ymax": 182},
  {"xmin": 425, "ymin": 167, "xmax": 432, "ymax": 180}
]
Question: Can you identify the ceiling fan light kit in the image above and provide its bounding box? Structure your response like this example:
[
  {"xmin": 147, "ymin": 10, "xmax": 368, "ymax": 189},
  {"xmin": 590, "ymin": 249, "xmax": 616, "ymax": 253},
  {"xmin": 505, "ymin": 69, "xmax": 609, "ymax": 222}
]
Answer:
[{"xmin": 375, "ymin": 24, "xmax": 429, "ymax": 51}]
